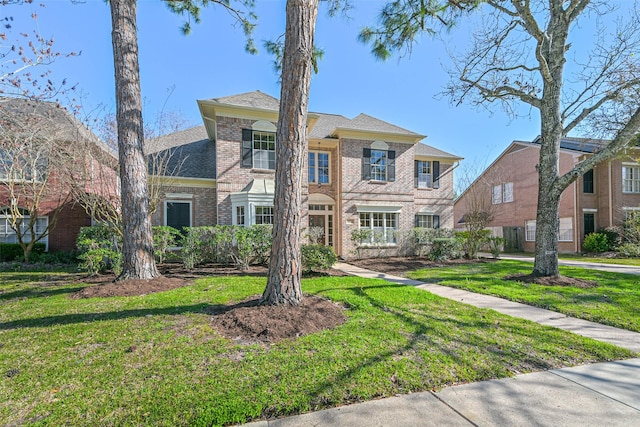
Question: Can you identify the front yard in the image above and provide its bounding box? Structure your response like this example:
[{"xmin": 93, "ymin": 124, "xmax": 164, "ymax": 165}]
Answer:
[{"xmin": 0, "ymin": 268, "xmax": 634, "ymax": 426}]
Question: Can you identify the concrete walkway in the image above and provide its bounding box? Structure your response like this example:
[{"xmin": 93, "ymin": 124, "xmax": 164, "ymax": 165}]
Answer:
[{"xmin": 242, "ymin": 262, "xmax": 640, "ymax": 426}]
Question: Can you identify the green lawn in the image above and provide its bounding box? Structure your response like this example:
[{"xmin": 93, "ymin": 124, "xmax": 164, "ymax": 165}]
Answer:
[
  {"xmin": 558, "ymin": 254, "xmax": 640, "ymax": 266},
  {"xmin": 0, "ymin": 271, "xmax": 634, "ymax": 426},
  {"xmin": 408, "ymin": 260, "xmax": 640, "ymax": 332}
]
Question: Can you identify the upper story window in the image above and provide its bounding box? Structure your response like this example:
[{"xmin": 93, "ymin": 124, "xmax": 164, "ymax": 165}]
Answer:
[
  {"xmin": 241, "ymin": 122, "xmax": 277, "ymax": 170},
  {"xmin": 362, "ymin": 141, "xmax": 395, "ymax": 182},
  {"xmin": 583, "ymin": 169, "xmax": 594, "ymax": 194},
  {"xmin": 492, "ymin": 183, "xmax": 513, "ymax": 204},
  {"xmin": 0, "ymin": 149, "xmax": 47, "ymax": 182},
  {"xmin": 309, "ymin": 151, "xmax": 330, "ymax": 184},
  {"xmin": 415, "ymin": 160, "xmax": 440, "ymax": 189},
  {"xmin": 623, "ymin": 165, "xmax": 640, "ymax": 193}
]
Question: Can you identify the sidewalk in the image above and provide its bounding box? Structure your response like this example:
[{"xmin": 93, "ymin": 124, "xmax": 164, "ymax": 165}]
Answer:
[
  {"xmin": 242, "ymin": 262, "xmax": 640, "ymax": 426},
  {"xmin": 488, "ymin": 253, "xmax": 640, "ymax": 275}
]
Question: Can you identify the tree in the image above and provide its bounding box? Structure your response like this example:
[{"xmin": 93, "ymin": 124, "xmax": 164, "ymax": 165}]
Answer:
[
  {"xmin": 0, "ymin": 98, "xmax": 86, "ymax": 261},
  {"xmin": 362, "ymin": 0, "xmax": 640, "ymax": 276},
  {"xmin": 109, "ymin": 0, "xmax": 159, "ymax": 280},
  {"xmin": 261, "ymin": 0, "xmax": 320, "ymax": 306}
]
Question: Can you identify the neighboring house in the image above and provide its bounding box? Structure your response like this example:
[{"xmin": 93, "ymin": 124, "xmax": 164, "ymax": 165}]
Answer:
[
  {"xmin": 148, "ymin": 90, "xmax": 462, "ymax": 259},
  {"xmin": 0, "ymin": 97, "xmax": 116, "ymax": 252},
  {"xmin": 454, "ymin": 137, "xmax": 640, "ymax": 253}
]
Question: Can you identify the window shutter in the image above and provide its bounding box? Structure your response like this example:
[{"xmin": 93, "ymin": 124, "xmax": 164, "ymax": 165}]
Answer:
[
  {"xmin": 388, "ymin": 150, "xmax": 396, "ymax": 182},
  {"xmin": 415, "ymin": 214, "xmax": 419, "ymax": 227},
  {"xmin": 433, "ymin": 161, "xmax": 440, "ymax": 189},
  {"xmin": 241, "ymin": 129, "xmax": 253, "ymax": 168},
  {"xmin": 433, "ymin": 215, "xmax": 440, "ymax": 229},
  {"xmin": 362, "ymin": 148, "xmax": 371, "ymax": 180},
  {"xmin": 414, "ymin": 161, "xmax": 419, "ymax": 187}
]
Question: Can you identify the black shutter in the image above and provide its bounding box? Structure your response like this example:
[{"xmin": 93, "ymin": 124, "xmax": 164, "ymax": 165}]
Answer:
[
  {"xmin": 241, "ymin": 129, "xmax": 253, "ymax": 168},
  {"xmin": 433, "ymin": 215, "xmax": 440, "ymax": 229},
  {"xmin": 362, "ymin": 148, "xmax": 371, "ymax": 180},
  {"xmin": 387, "ymin": 150, "xmax": 395, "ymax": 182},
  {"xmin": 583, "ymin": 169, "xmax": 594, "ymax": 193},
  {"xmin": 433, "ymin": 161, "xmax": 440, "ymax": 189},
  {"xmin": 415, "ymin": 214, "xmax": 419, "ymax": 227},
  {"xmin": 414, "ymin": 161, "xmax": 419, "ymax": 187}
]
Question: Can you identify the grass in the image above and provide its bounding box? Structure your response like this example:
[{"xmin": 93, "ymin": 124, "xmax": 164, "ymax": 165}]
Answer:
[
  {"xmin": 0, "ymin": 270, "xmax": 635, "ymax": 426},
  {"xmin": 408, "ymin": 260, "xmax": 640, "ymax": 332},
  {"xmin": 558, "ymin": 254, "xmax": 640, "ymax": 266}
]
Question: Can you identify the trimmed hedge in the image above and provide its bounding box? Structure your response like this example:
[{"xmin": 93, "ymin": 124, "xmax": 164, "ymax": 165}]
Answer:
[{"xmin": 0, "ymin": 243, "xmax": 46, "ymax": 262}]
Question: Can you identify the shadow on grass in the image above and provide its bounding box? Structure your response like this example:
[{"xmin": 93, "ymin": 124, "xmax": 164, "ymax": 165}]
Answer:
[
  {"xmin": 0, "ymin": 298, "xmax": 260, "ymax": 331},
  {"xmin": 0, "ymin": 285, "xmax": 87, "ymax": 301}
]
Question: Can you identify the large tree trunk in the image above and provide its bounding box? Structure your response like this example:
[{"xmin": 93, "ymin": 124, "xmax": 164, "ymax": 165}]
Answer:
[
  {"xmin": 110, "ymin": 0, "xmax": 160, "ymax": 280},
  {"xmin": 261, "ymin": 0, "xmax": 319, "ymax": 306}
]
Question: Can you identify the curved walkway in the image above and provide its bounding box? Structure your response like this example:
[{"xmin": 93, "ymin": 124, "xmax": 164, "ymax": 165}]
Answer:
[{"xmin": 243, "ymin": 262, "xmax": 640, "ymax": 427}]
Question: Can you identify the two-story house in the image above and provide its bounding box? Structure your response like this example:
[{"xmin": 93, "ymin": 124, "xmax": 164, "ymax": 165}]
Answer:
[
  {"xmin": 148, "ymin": 91, "xmax": 461, "ymax": 259},
  {"xmin": 454, "ymin": 137, "xmax": 640, "ymax": 253}
]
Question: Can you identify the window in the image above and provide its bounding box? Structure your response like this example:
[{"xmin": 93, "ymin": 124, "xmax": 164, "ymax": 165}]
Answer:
[
  {"xmin": 583, "ymin": 169, "xmax": 594, "ymax": 194},
  {"xmin": 165, "ymin": 201, "xmax": 191, "ymax": 234},
  {"xmin": 236, "ymin": 206, "xmax": 245, "ymax": 226},
  {"xmin": 525, "ymin": 218, "xmax": 573, "ymax": 242},
  {"xmin": 241, "ymin": 129, "xmax": 276, "ymax": 170},
  {"xmin": 309, "ymin": 151, "xmax": 330, "ymax": 184},
  {"xmin": 255, "ymin": 206, "xmax": 274, "ymax": 225},
  {"xmin": 415, "ymin": 214, "xmax": 440, "ymax": 229},
  {"xmin": 0, "ymin": 149, "xmax": 47, "ymax": 182},
  {"xmin": 359, "ymin": 212, "xmax": 398, "ymax": 245},
  {"xmin": 362, "ymin": 148, "xmax": 395, "ymax": 182},
  {"xmin": 558, "ymin": 217, "xmax": 573, "ymax": 242},
  {"xmin": 492, "ymin": 185, "xmax": 502, "ymax": 204},
  {"xmin": 623, "ymin": 165, "xmax": 640, "ymax": 193},
  {"xmin": 0, "ymin": 207, "xmax": 48, "ymax": 249},
  {"xmin": 414, "ymin": 161, "xmax": 440, "ymax": 189},
  {"xmin": 492, "ymin": 183, "xmax": 513, "ymax": 204}
]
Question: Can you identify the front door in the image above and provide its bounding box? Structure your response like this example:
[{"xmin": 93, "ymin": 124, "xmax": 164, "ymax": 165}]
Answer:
[{"xmin": 309, "ymin": 215, "xmax": 326, "ymax": 245}]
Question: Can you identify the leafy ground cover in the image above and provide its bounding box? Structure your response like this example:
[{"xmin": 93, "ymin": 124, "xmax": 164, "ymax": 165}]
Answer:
[
  {"xmin": 405, "ymin": 259, "xmax": 640, "ymax": 332},
  {"xmin": 0, "ymin": 269, "xmax": 634, "ymax": 426}
]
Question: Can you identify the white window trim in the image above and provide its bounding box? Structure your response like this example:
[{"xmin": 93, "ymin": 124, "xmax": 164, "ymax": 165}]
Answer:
[
  {"xmin": 417, "ymin": 160, "xmax": 432, "ymax": 189},
  {"xmin": 0, "ymin": 211, "xmax": 49, "ymax": 250},
  {"xmin": 524, "ymin": 218, "xmax": 573, "ymax": 242},
  {"xmin": 492, "ymin": 185, "xmax": 502, "ymax": 204},
  {"xmin": 309, "ymin": 150, "xmax": 331, "ymax": 184},
  {"xmin": 622, "ymin": 164, "xmax": 640, "ymax": 194},
  {"xmin": 370, "ymin": 149, "xmax": 388, "ymax": 182},
  {"xmin": 358, "ymin": 211, "xmax": 399, "ymax": 246},
  {"xmin": 503, "ymin": 182, "xmax": 514, "ymax": 203}
]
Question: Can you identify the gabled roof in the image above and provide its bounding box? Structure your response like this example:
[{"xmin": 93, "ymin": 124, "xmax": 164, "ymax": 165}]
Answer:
[
  {"xmin": 0, "ymin": 96, "xmax": 115, "ymax": 159},
  {"xmin": 415, "ymin": 142, "xmax": 462, "ymax": 160},
  {"xmin": 344, "ymin": 113, "xmax": 420, "ymax": 137},
  {"xmin": 146, "ymin": 126, "xmax": 214, "ymax": 179},
  {"xmin": 208, "ymin": 90, "xmax": 280, "ymax": 111},
  {"xmin": 308, "ymin": 113, "xmax": 352, "ymax": 139}
]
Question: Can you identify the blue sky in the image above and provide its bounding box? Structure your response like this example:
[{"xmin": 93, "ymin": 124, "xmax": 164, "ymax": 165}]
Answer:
[{"xmin": 5, "ymin": 0, "xmax": 611, "ymax": 187}]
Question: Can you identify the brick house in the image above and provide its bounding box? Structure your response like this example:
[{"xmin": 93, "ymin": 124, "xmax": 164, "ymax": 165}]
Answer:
[
  {"xmin": 0, "ymin": 98, "xmax": 117, "ymax": 252},
  {"xmin": 148, "ymin": 91, "xmax": 461, "ymax": 259},
  {"xmin": 453, "ymin": 137, "xmax": 640, "ymax": 253}
]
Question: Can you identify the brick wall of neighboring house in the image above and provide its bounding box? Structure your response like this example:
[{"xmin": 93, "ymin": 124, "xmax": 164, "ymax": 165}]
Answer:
[
  {"xmin": 413, "ymin": 162, "xmax": 457, "ymax": 229},
  {"xmin": 47, "ymin": 203, "xmax": 91, "ymax": 252},
  {"xmin": 455, "ymin": 144, "xmax": 579, "ymax": 253},
  {"xmin": 151, "ymin": 185, "xmax": 217, "ymax": 228},
  {"xmin": 340, "ymin": 138, "xmax": 415, "ymax": 259}
]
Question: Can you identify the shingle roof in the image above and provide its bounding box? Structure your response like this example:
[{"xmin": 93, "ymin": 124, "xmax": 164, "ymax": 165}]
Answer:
[
  {"xmin": 344, "ymin": 113, "xmax": 421, "ymax": 136},
  {"xmin": 308, "ymin": 113, "xmax": 352, "ymax": 139},
  {"xmin": 209, "ymin": 90, "xmax": 280, "ymax": 111},
  {"xmin": 414, "ymin": 142, "xmax": 462, "ymax": 160},
  {"xmin": 0, "ymin": 97, "xmax": 114, "ymax": 158},
  {"xmin": 526, "ymin": 136, "xmax": 609, "ymax": 154},
  {"xmin": 146, "ymin": 126, "xmax": 215, "ymax": 179}
]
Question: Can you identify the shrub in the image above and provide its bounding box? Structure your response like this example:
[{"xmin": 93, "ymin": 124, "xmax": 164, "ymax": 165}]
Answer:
[
  {"xmin": 412, "ymin": 228, "xmax": 455, "ymax": 257},
  {"xmin": 76, "ymin": 226, "xmax": 122, "ymax": 275},
  {"xmin": 487, "ymin": 236, "xmax": 506, "ymax": 258},
  {"xmin": 616, "ymin": 242, "xmax": 640, "ymax": 258},
  {"xmin": 230, "ymin": 225, "xmax": 273, "ymax": 270},
  {"xmin": 456, "ymin": 229, "xmax": 491, "ymax": 259},
  {"xmin": 152, "ymin": 226, "xmax": 182, "ymax": 264},
  {"xmin": 600, "ymin": 227, "xmax": 621, "ymax": 248},
  {"xmin": 0, "ymin": 243, "xmax": 46, "ymax": 262},
  {"xmin": 583, "ymin": 232, "xmax": 610, "ymax": 253},
  {"xmin": 30, "ymin": 250, "xmax": 79, "ymax": 265},
  {"xmin": 301, "ymin": 244, "xmax": 337, "ymax": 272},
  {"xmin": 429, "ymin": 238, "xmax": 462, "ymax": 261}
]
